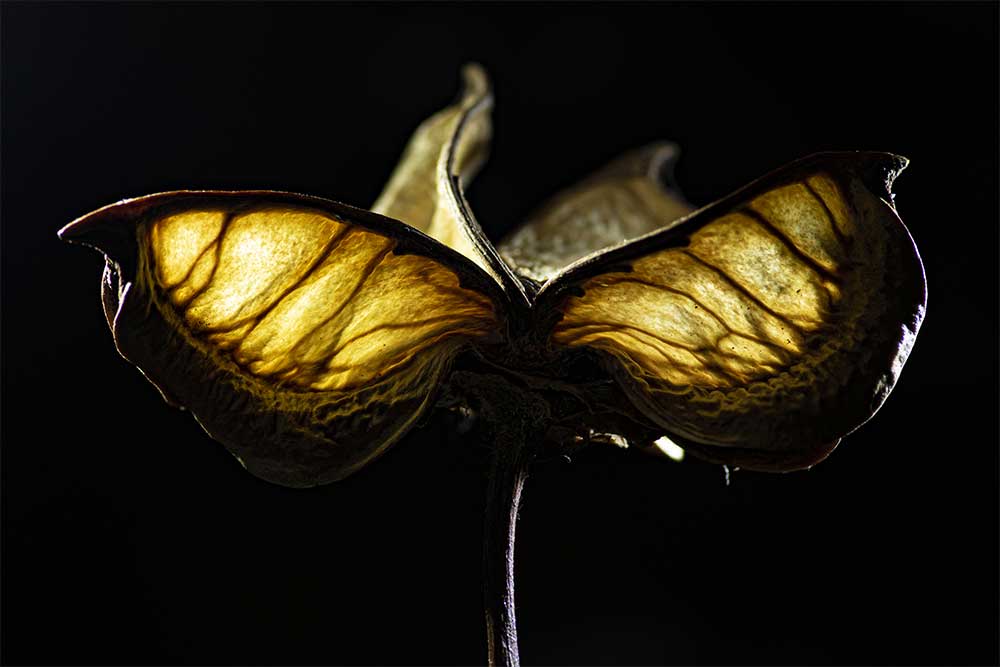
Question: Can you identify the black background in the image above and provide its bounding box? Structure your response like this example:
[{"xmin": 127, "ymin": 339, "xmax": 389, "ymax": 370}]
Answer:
[{"xmin": 2, "ymin": 3, "xmax": 997, "ymax": 665}]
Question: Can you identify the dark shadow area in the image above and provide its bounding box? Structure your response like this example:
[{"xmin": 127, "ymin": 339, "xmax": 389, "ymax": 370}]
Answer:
[{"xmin": 2, "ymin": 2, "xmax": 997, "ymax": 665}]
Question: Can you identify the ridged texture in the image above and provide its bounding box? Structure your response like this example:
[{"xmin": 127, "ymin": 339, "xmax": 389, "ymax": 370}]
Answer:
[
  {"xmin": 58, "ymin": 63, "xmax": 927, "ymax": 480},
  {"xmin": 147, "ymin": 204, "xmax": 496, "ymax": 392},
  {"xmin": 62, "ymin": 192, "xmax": 503, "ymax": 487},
  {"xmin": 544, "ymin": 155, "xmax": 925, "ymax": 470}
]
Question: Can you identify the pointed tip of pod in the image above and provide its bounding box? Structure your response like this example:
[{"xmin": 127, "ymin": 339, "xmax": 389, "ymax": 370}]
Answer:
[
  {"xmin": 594, "ymin": 141, "xmax": 683, "ymax": 190},
  {"xmin": 58, "ymin": 195, "xmax": 137, "ymax": 237},
  {"xmin": 458, "ymin": 62, "xmax": 492, "ymax": 110},
  {"xmin": 57, "ymin": 196, "xmax": 145, "ymax": 260},
  {"xmin": 460, "ymin": 61, "xmax": 489, "ymax": 88},
  {"xmin": 856, "ymin": 151, "xmax": 910, "ymax": 196},
  {"xmin": 791, "ymin": 151, "xmax": 910, "ymax": 200},
  {"xmin": 844, "ymin": 151, "xmax": 911, "ymax": 196},
  {"xmin": 879, "ymin": 152, "xmax": 910, "ymax": 195}
]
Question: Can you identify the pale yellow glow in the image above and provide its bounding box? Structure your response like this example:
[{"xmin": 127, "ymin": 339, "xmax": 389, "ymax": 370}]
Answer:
[
  {"xmin": 547, "ymin": 168, "xmax": 911, "ymax": 457},
  {"xmin": 689, "ymin": 212, "xmax": 832, "ymax": 328},
  {"xmin": 553, "ymin": 172, "xmax": 854, "ymax": 389},
  {"xmin": 749, "ymin": 182, "xmax": 846, "ymax": 274},
  {"xmin": 185, "ymin": 209, "xmax": 340, "ymax": 329},
  {"xmin": 151, "ymin": 210, "xmax": 226, "ymax": 288},
  {"xmin": 806, "ymin": 175, "xmax": 853, "ymax": 239},
  {"xmin": 654, "ymin": 436, "xmax": 685, "ymax": 462},
  {"xmin": 172, "ymin": 243, "xmax": 219, "ymax": 306},
  {"xmin": 147, "ymin": 203, "xmax": 498, "ymax": 392}
]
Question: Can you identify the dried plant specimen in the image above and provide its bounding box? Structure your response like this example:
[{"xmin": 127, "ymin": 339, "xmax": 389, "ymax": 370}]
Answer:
[{"xmin": 59, "ymin": 64, "xmax": 925, "ymax": 666}]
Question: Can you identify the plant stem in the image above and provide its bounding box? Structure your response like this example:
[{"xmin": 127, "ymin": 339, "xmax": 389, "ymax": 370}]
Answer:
[
  {"xmin": 451, "ymin": 370, "xmax": 548, "ymax": 667},
  {"xmin": 483, "ymin": 438, "xmax": 530, "ymax": 667}
]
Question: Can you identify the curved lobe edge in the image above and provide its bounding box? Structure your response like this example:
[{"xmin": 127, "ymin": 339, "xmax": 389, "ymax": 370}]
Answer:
[
  {"xmin": 442, "ymin": 65, "xmax": 533, "ymax": 316},
  {"xmin": 369, "ymin": 64, "xmax": 531, "ymax": 315},
  {"xmin": 61, "ymin": 191, "xmax": 508, "ymax": 487},
  {"xmin": 537, "ymin": 152, "xmax": 926, "ymax": 471}
]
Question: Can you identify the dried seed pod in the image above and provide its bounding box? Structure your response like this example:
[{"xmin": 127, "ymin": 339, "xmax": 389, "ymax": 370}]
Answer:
[
  {"xmin": 528, "ymin": 151, "xmax": 925, "ymax": 471},
  {"xmin": 61, "ymin": 192, "xmax": 506, "ymax": 487},
  {"xmin": 60, "ymin": 64, "xmax": 926, "ymax": 487}
]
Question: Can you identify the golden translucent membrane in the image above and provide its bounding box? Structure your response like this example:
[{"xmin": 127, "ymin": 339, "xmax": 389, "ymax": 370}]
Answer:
[
  {"xmin": 148, "ymin": 206, "xmax": 497, "ymax": 392},
  {"xmin": 553, "ymin": 173, "xmax": 854, "ymax": 389},
  {"xmin": 186, "ymin": 210, "xmax": 341, "ymax": 329},
  {"xmin": 151, "ymin": 210, "xmax": 226, "ymax": 288}
]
